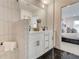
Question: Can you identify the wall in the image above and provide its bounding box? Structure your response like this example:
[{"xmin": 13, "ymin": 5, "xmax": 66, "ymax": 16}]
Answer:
[
  {"xmin": 54, "ymin": 0, "xmax": 79, "ymax": 56},
  {"xmin": 47, "ymin": 3, "xmax": 54, "ymax": 30},
  {"xmin": 0, "ymin": 0, "xmax": 20, "ymax": 59}
]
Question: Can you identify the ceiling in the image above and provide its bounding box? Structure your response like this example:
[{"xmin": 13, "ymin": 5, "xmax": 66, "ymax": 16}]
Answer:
[
  {"xmin": 19, "ymin": 0, "xmax": 53, "ymax": 13},
  {"xmin": 20, "ymin": 0, "xmax": 44, "ymax": 13},
  {"xmin": 20, "ymin": 0, "xmax": 42, "ymax": 13},
  {"xmin": 26, "ymin": 0, "xmax": 42, "ymax": 7}
]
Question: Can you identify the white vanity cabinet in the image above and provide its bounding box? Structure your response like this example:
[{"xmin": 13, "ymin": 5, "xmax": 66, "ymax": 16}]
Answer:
[
  {"xmin": 15, "ymin": 19, "xmax": 53, "ymax": 59},
  {"xmin": 28, "ymin": 32, "xmax": 45, "ymax": 59},
  {"xmin": 28, "ymin": 31, "xmax": 53, "ymax": 59},
  {"xmin": 44, "ymin": 31, "xmax": 53, "ymax": 53}
]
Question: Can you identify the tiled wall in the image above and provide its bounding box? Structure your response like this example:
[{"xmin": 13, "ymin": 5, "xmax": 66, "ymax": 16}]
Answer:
[
  {"xmin": 0, "ymin": 0, "xmax": 20, "ymax": 59},
  {"xmin": 0, "ymin": 21, "xmax": 13, "ymax": 41},
  {"xmin": 0, "ymin": 0, "xmax": 19, "ymax": 22}
]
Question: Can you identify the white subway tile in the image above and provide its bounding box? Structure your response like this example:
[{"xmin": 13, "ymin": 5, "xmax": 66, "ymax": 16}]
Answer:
[{"xmin": 0, "ymin": 0, "xmax": 18, "ymax": 10}]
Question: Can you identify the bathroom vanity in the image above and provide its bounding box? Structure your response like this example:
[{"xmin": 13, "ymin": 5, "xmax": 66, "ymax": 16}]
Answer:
[
  {"xmin": 15, "ymin": 19, "xmax": 53, "ymax": 59},
  {"xmin": 28, "ymin": 31, "xmax": 53, "ymax": 59}
]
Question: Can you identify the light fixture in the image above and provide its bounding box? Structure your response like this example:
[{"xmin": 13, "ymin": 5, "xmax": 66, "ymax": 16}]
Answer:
[
  {"xmin": 67, "ymin": 6, "xmax": 70, "ymax": 8},
  {"xmin": 43, "ymin": 0, "xmax": 48, "ymax": 4},
  {"xmin": 42, "ymin": 4, "xmax": 45, "ymax": 8},
  {"xmin": 42, "ymin": 0, "xmax": 49, "ymax": 4}
]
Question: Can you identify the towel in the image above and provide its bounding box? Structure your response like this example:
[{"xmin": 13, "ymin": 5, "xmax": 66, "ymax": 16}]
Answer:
[{"xmin": 3, "ymin": 42, "xmax": 16, "ymax": 51}]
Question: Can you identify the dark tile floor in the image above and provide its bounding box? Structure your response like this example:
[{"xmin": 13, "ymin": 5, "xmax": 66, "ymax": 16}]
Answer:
[
  {"xmin": 54, "ymin": 48, "xmax": 79, "ymax": 59},
  {"xmin": 37, "ymin": 49, "xmax": 54, "ymax": 59},
  {"xmin": 37, "ymin": 48, "xmax": 79, "ymax": 59}
]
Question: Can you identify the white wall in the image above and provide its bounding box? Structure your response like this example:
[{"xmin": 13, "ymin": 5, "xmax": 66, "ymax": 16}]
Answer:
[{"xmin": 0, "ymin": 0, "xmax": 20, "ymax": 59}]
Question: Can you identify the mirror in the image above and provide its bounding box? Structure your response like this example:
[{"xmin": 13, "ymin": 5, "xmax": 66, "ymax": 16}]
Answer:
[{"xmin": 61, "ymin": 2, "xmax": 79, "ymax": 45}]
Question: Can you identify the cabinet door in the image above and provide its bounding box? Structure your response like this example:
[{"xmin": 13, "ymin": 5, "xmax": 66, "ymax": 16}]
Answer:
[
  {"xmin": 49, "ymin": 31, "xmax": 53, "ymax": 50},
  {"xmin": 28, "ymin": 32, "xmax": 44, "ymax": 59},
  {"xmin": 44, "ymin": 31, "xmax": 53, "ymax": 52},
  {"xmin": 44, "ymin": 32, "xmax": 49, "ymax": 52}
]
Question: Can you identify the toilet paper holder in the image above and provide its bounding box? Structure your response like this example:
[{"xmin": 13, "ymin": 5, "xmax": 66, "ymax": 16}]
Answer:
[{"xmin": 0, "ymin": 42, "xmax": 3, "ymax": 45}]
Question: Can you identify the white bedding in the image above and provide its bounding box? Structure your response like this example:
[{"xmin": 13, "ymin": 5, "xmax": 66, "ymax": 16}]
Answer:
[{"xmin": 62, "ymin": 33, "xmax": 79, "ymax": 40}]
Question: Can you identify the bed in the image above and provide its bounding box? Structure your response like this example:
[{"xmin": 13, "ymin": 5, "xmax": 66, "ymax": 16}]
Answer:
[{"xmin": 62, "ymin": 33, "xmax": 79, "ymax": 45}]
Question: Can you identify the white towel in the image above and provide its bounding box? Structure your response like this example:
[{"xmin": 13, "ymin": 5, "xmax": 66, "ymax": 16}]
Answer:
[{"xmin": 3, "ymin": 42, "xmax": 16, "ymax": 51}]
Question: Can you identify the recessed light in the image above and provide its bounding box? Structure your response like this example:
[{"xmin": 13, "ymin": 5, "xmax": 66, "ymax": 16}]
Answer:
[
  {"xmin": 42, "ymin": 4, "xmax": 45, "ymax": 8},
  {"xmin": 67, "ymin": 6, "xmax": 70, "ymax": 7},
  {"xmin": 44, "ymin": 0, "xmax": 48, "ymax": 4},
  {"xmin": 42, "ymin": 0, "xmax": 48, "ymax": 4}
]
